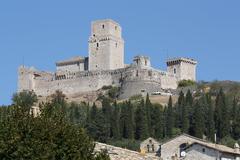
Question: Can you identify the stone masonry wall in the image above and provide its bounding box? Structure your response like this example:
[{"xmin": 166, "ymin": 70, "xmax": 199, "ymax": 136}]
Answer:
[{"xmin": 18, "ymin": 65, "xmax": 178, "ymax": 98}]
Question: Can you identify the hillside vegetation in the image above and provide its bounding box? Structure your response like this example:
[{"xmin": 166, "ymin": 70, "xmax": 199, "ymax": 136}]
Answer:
[{"xmin": 0, "ymin": 80, "xmax": 240, "ymax": 155}]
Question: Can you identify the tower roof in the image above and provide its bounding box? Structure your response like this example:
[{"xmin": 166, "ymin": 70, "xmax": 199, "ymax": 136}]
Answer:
[{"xmin": 166, "ymin": 57, "xmax": 197, "ymax": 65}]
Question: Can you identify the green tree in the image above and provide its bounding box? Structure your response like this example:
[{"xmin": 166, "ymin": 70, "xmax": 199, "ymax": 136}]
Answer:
[
  {"xmin": 145, "ymin": 93, "xmax": 153, "ymax": 136},
  {"xmin": 0, "ymin": 92, "xmax": 109, "ymax": 160},
  {"xmin": 135, "ymin": 99, "xmax": 148, "ymax": 140},
  {"xmin": 119, "ymin": 101, "xmax": 134, "ymax": 139},
  {"xmin": 185, "ymin": 90, "xmax": 193, "ymax": 134},
  {"xmin": 126, "ymin": 101, "xmax": 135, "ymax": 139},
  {"xmin": 193, "ymin": 99, "xmax": 205, "ymax": 139},
  {"xmin": 231, "ymin": 97, "xmax": 240, "ymax": 139},
  {"xmin": 12, "ymin": 90, "xmax": 37, "ymax": 113},
  {"xmin": 215, "ymin": 89, "xmax": 230, "ymax": 139},
  {"xmin": 102, "ymin": 97, "xmax": 113, "ymax": 138},
  {"xmin": 152, "ymin": 104, "xmax": 164, "ymax": 139},
  {"xmin": 112, "ymin": 101, "xmax": 120, "ymax": 139},
  {"xmin": 176, "ymin": 91, "xmax": 185, "ymax": 129},
  {"xmin": 206, "ymin": 93, "xmax": 215, "ymax": 141},
  {"xmin": 166, "ymin": 96, "xmax": 174, "ymax": 137}
]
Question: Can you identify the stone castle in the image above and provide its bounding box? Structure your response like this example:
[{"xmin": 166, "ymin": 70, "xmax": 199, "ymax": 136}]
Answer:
[{"xmin": 18, "ymin": 19, "xmax": 197, "ymax": 99}]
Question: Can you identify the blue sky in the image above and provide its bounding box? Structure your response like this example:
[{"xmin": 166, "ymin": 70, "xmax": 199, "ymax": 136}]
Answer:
[{"xmin": 1, "ymin": 0, "xmax": 240, "ymax": 105}]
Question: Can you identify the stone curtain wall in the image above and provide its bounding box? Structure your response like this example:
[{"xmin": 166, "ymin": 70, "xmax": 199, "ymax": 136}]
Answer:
[{"xmin": 18, "ymin": 65, "xmax": 178, "ymax": 98}]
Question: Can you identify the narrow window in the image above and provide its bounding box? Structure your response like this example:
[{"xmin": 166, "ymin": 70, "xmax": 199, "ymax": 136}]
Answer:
[
  {"xmin": 145, "ymin": 60, "xmax": 147, "ymax": 66},
  {"xmin": 115, "ymin": 43, "xmax": 118, "ymax": 48},
  {"xmin": 147, "ymin": 145, "xmax": 150, "ymax": 152},
  {"xmin": 97, "ymin": 43, "xmax": 99, "ymax": 47},
  {"xmin": 102, "ymin": 24, "xmax": 104, "ymax": 29},
  {"xmin": 202, "ymin": 148, "xmax": 205, "ymax": 153},
  {"xmin": 152, "ymin": 144, "xmax": 155, "ymax": 152},
  {"xmin": 174, "ymin": 68, "xmax": 177, "ymax": 74}
]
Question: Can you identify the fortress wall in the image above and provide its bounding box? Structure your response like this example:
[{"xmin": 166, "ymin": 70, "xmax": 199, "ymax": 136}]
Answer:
[
  {"xmin": 19, "ymin": 65, "xmax": 179, "ymax": 98},
  {"xmin": 32, "ymin": 68, "xmax": 127, "ymax": 97},
  {"xmin": 160, "ymin": 73, "xmax": 178, "ymax": 89}
]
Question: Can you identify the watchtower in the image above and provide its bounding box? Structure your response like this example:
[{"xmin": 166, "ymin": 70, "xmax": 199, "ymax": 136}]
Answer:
[
  {"xmin": 166, "ymin": 58, "xmax": 197, "ymax": 81},
  {"xmin": 88, "ymin": 19, "xmax": 124, "ymax": 71}
]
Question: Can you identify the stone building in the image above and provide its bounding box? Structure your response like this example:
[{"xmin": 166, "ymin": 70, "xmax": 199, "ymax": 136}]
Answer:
[
  {"xmin": 140, "ymin": 137, "xmax": 160, "ymax": 154},
  {"xmin": 18, "ymin": 19, "xmax": 197, "ymax": 98},
  {"xmin": 141, "ymin": 134, "xmax": 240, "ymax": 160}
]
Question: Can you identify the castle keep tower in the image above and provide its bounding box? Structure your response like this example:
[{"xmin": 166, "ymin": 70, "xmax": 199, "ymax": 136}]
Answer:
[
  {"xmin": 88, "ymin": 19, "xmax": 124, "ymax": 71},
  {"xmin": 166, "ymin": 58, "xmax": 197, "ymax": 81}
]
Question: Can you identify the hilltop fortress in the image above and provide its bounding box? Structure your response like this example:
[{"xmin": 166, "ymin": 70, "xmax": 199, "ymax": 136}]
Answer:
[{"xmin": 18, "ymin": 19, "xmax": 197, "ymax": 99}]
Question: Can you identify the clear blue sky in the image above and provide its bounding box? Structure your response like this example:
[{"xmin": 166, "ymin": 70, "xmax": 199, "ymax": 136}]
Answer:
[{"xmin": 1, "ymin": 0, "xmax": 240, "ymax": 105}]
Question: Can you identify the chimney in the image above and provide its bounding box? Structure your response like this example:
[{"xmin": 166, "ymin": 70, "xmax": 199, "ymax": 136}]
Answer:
[{"xmin": 234, "ymin": 143, "xmax": 240, "ymax": 153}]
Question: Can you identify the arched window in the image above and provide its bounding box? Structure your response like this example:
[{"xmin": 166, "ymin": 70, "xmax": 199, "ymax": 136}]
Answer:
[{"xmin": 102, "ymin": 24, "xmax": 105, "ymax": 29}]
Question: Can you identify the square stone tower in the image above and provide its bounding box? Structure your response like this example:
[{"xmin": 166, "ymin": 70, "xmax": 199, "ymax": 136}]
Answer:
[
  {"xmin": 88, "ymin": 19, "xmax": 124, "ymax": 71},
  {"xmin": 166, "ymin": 58, "xmax": 197, "ymax": 81}
]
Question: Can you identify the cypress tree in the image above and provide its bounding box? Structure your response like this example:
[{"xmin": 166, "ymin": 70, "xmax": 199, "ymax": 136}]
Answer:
[
  {"xmin": 102, "ymin": 97, "xmax": 112, "ymax": 138},
  {"xmin": 120, "ymin": 102, "xmax": 128, "ymax": 139},
  {"xmin": 182, "ymin": 104, "xmax": 190, "ymax": 133},
  {"xmin": 152, "ymin": 104, "xmax": 164, "ymax": 139},
  {"xmin": 215, "ymin": 89, "xmax": 230, "ymax": 139},
  {"xmin": 176, "ymin": 91, "xmax": 185, "ymax": 129},
  {"xmin": 185, "ymin": 90, "xmax": 193, "ymax": 134},
  {"xmin": 231, "ymin": 97, "xmax": 240, "ymax": 139},
  {"xmin": 126, "ymin": 101, "xmax": 134, "ymax": 139},
  {"xmin": 193, "ymin": 99, "xmax": 205, "ymax": 139},
  {"xmin": 166, "ymin": 96, "xmax": 174, "ymax": 137},
  {"xmin": 135, "ymin": 99, "xmax": 148, "ymax": 140},
  {"xmin": 206, "ymin": 93, "xmax": 215, "ymax": 141},
  {"xmin": 145, "ymin": 93, "xmax": 153, "ymax": 136},
  {"xmin": 86, "ymin": 103, "xmax": 98, "ymax": 139},
  {"xmin": 112, "ymin": 101, "xmax": 120, "ymax": 139}
]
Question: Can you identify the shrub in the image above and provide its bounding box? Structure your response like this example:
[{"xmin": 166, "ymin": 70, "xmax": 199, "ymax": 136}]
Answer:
[
  {"xmin": 220, "ymin": 136, "xmax": 236, "ymax": 148},
  {"xmin": 102, "ymin": 85, "xmax": 113, "ymax": 90},
  {"xmin": 108, "ymin": 87, "xmax": 120, "ymax": 99},
  {"xmin": 178, "ymin": 80, "xmax": 196, "ymax": 88}
]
